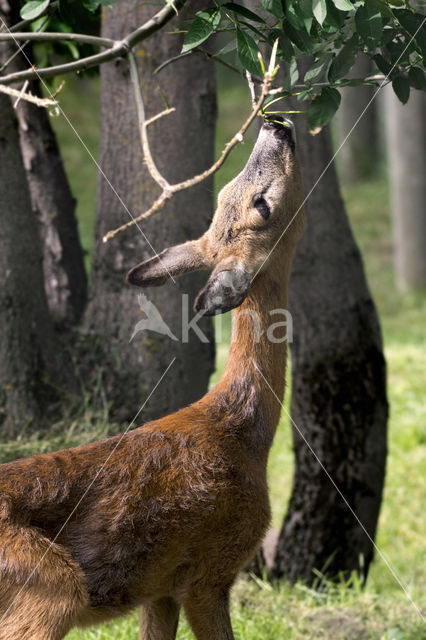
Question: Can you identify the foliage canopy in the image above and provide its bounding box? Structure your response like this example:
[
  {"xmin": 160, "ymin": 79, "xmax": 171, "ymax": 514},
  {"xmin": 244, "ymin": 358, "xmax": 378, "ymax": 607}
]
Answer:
[{"xmin": 15, "ymin": 0, "xmax": 426, "ymax": 130}]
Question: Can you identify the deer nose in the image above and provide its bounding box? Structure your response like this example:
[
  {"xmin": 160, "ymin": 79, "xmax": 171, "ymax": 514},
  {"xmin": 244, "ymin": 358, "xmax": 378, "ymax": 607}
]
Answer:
[{"xmin": 262, "ymin": 116, "xmax": 295, "ymax": 150}]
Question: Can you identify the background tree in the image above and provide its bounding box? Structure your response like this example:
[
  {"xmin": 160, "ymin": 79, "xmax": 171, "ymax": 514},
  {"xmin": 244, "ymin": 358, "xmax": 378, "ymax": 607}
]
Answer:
[
  {"xmin": 273, "ymin": 87, "xmax": 387, "ymax": 583},
  {"xmin": 385, "ymin": 85, "xmax": 426, "ymax": 292},
  {"xmin": 84, "ymin": 0, "xmax": 216, "ymax": 422},
  {"xmin": 336, "ymin": 53, "xmax": 380, "ymax": 184},
  {"xmin": 16, "ymin": 75, "xmax": 88, "ymax": 326},
  {"xmin": 0, "ymin": 90, "xmax": 58, "ymax": 437}
]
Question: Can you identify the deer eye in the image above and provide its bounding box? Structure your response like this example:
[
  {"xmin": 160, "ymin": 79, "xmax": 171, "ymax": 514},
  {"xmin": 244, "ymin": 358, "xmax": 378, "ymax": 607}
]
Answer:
[{"xmin": 253, "ymin": 196, "xmax": 270, "ymax": 220}]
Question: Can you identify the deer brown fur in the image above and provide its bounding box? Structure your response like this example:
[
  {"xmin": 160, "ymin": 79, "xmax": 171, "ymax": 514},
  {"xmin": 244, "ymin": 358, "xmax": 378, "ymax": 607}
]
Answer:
[{"xmin": 0, "ymin": 118, "xmax": 305, "ymax": 640}]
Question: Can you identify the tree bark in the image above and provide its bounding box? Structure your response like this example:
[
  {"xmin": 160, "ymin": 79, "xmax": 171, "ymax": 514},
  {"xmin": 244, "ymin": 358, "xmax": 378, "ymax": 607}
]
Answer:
[
  {"xmin": 385, "ymin": 86, "xmax": 426, "ymax": 291},
  {"xmin": 335, "ymin": 54, "xmax": 380, "ymax": 184},
  {"xmin": 0, "ymin": 92, "xmax": 58, "ymax": 438},
  {"xmin": 84, "ymin": 0, "xmax": 216, "ymax": 422},
  {"xmin": 15, "ymin": 76, "xmax": 88, "ymax": 325},
  {"xmin": 273, "ymin": 111, "xmax": 388, "ymax": 584},
  {"xmin": 1, "ymin": 0, "xmax": 88, "ymax": 326}
]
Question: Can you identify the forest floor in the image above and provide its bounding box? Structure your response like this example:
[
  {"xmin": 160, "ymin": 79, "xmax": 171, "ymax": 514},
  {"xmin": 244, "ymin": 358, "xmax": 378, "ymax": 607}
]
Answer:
[{"xmin": 1, "ymin": 75, "xmax": 425, "ymax": 639}]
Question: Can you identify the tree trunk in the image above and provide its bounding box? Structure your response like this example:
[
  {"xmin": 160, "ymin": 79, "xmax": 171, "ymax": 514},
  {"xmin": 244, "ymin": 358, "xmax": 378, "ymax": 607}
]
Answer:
[
  {"xmin": 0, "ymin": 92, "xmax": 58, "ymax": 438},
  {"xmin": 15, "ymin": 77, "xmax": 88, "ymax": 325},
  {"xmin": 273, "ymin": 113, "xmax": 388, "ymax": 584},
  {"xmin": 2, "ymin": 0, "xmax": 87, "ymax": 326},
  {"xmin": 335, "ymin": 54, "xmax": 379, "ymax": 184},
  {"xmin": 385, "ymin": 86, "xmax": 426, "ymax": 291},
  {"xmin": 84, "ymin": 0, "xmax": 216, "ymax": 422}
]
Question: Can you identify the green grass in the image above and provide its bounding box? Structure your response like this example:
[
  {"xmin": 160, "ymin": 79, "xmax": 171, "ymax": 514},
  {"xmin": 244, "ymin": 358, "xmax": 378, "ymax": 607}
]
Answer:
[{"xmin": 3, "ymin": 70, "xmax": 425, "ymax": 638}]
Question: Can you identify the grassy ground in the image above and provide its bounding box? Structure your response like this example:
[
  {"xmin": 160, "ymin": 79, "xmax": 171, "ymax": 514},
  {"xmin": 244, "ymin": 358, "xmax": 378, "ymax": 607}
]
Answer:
[{"xmin": 2, "ymin": 71, "xmax": 425, "ymax": 638}]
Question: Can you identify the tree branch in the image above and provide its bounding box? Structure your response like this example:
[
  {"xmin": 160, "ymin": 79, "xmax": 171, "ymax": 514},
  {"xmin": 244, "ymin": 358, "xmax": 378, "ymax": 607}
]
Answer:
[
  {"xmin": 0, "ymin": 82, "xmax": 57, "ymax": 107},
  {"xmin": 0, "ymin": 31, "xmax": 116, "ymax": 48},
  {"xmin": 128, "ymin": 50, "xmax": 171, "ymax": 192},
  {"xmin": 102, "ymin": 66, "xmax": 274, "ymax": 244},
  {"xmin": 0, "ymin": 0, "xmax": 185, "ymax": 85}
]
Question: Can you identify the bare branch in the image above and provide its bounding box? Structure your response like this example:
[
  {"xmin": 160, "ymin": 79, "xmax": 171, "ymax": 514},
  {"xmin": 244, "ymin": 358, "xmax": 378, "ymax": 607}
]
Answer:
[
  {"xmin": 0, "ymin": 82, "xmax": 57, "ymax": 107},
  {"xmin": 145, "ymin": 108, "xmax": 176, "ymax": 127},
  {"xmin": 128, "ymin": 51, "xmax": 171, "ymax": 192},
  {"xmin": 245, "ymin": 70, "xmax": 257, "ymax": 108},
  {"xmin": 0, "ymin": 31, "xmax": 115, "ymax": 48},
  {"xmin": 102, "ymin": 68, "xmax": 274, "ymax": 244},
  {"xmin": 0, "ymin": 13, "xmax": 54, "ymax": 74},
  {"xmin": 154, "ymin": 48, "xmax": 260, "ymax": 81},
  {"xmin": 267, "ymin": 74, "xmax": 388, "ymax": 96},
  {"xmin": 0, "ymin": 0, "xmax": 185, "ymax": 86}
]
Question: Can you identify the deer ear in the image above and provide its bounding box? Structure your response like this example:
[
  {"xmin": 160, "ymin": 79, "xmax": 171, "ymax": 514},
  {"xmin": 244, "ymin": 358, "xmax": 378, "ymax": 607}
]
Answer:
[
  {"xmin": 126, "ymin": 240, "xmax": 207, "ymax": 287},
  {"xmin": 194, "ymin": 263, "xmax": 251, "ymax": 316}
]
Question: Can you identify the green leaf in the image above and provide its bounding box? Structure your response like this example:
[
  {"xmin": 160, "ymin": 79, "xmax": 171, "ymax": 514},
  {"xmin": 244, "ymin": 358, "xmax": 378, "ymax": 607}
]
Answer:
[
  {"xmin": 236, "ymin": 27, "xmax": 262, "ymax": 76},
  {"xmin": 394, "ymin": 9, "xmax": 426, "ymax": 60},
  {"xmin": 304, "ymin": 53, "xmax": 332, "ymax": 84},
  {"xmin": 355, "ymin": 0, "xmax": 382, "ymax": 51},
  {"xmin": 328, "ymin": 35, "xmax": 357, "ymax": 82},
  {"xmin": 83, "ymin": 0, "xmax": 118, "ymax": 11},
  {"xmin": 372, "ymin": 53, "xmax": 392, "ymax": 76},
  {"xmin": 339, "ymin": 77, "xmax": 364, "ymax": 86},
  {"xmin": 261, "ymin": 0, "xmax": 283, "ymax": 19},
  {"xmin": 299, "ymin": 0, "xmax": 313, "ymax": 19},
  {"xmin": 308, "ymin": 86, "xmax": 341, "ymax": 131},
  {"xmin": 386, "ymin": 38, "xmax": 413, "ymax": 67},
  {"xmin": 181, "ymin": 10, "xmax": 220, "ymax": 53},
  {"xmin": 408, "ymin": 67, "xmax": 426, "ymax": 91},
  {"xmin": 289, "ymin": 58, "xmax": 299, "ymax": 85},
  {"xmin": 392, "ymin": 75, "xmax": 410, "ymax": 104},
  {"xmin": 284, "ymin": 0, "xmax": 304, "ymax": 29},
  {"xmin": 215, "ymin": 39, "xmax": 237, "ymax": 56},
  {"xmin": 270, "ymin": 29, "xmax": 295, "ymax": 62},
  {"xmin": 20, "ymin": 0, "xmax": 50, "ymax": 20},
  {"xmin": 223, "ymin": 3, "xmax": 265, "ymax": 23},
  {"xmin": 325, "ymin": 0, "xmax": 345, "ymax": 29},
  {"xmin": 313, "ymin": 0, "xmax": 327, "ymax": 26},
  {"xmin": 331, "ymin": 0, "xmax": 353, "ymax": 10},
  {"xmin": 237, "ymin": 20, "xmax": 265, "ymax": 41},
  {"xmin": 283, "ymin": 20, "xmax": 313, "ymax": 52},
  {"xmin": 297, "ymin": 87, "xmax": 314, "ymax": 101}
]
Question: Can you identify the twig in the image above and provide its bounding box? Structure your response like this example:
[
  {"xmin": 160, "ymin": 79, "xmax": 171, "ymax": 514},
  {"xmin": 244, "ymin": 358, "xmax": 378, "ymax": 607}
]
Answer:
[
  {"xmin": 102, "ymin": 65, "xmax": 274, "ymax": 244},
  {"xmin": 245, "ymin": 70, "xmax": 257, "ymax": 108},
  {"xmin": 0, "ymin": 31, "xmax": 115, "ymax": 48},
  {"xmin": 128, "ymin": 51, "xmax": 170, "ymax": 192},
  {"xmin": 154, "ymin": 48, "xmax": 260, "ymax": 81},
  {"xmin": 267, "ymin": 74, "xmax": 388, "ymax": 95},
  {"xmin": 0, "ymin": 0, "xmax": 185, "ymax": 85},
  {"xmin": 0, "ymin": 82, "xmax": 57, "ymax": 107},
  {"xmin": 145, "ymin": 108, "xmax": 176, "ymax": 127},
  {"xmin": 0, "ymin": 12, "xmax": 54, "ymax": 74},
  {"xmin": 13, "ymin": 79, "xmax": 28, "ymax": 107}
]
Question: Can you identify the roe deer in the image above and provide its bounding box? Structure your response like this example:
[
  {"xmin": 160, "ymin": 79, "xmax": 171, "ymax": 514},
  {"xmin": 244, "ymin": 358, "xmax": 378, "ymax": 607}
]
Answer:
[{"xmin": 0, "ymin": 117, "xmax": 305, "ymax": 640}]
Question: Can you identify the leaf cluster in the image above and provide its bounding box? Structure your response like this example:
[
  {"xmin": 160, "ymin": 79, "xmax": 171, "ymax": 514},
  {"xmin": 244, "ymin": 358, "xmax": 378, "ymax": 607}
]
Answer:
[
  {"xmin": 18, "ymin": 0, "xmax": 119, "ymax": 78},
  {"xmin": 181, "ymin": 0, "xmax": 425, "ymax": 131}
]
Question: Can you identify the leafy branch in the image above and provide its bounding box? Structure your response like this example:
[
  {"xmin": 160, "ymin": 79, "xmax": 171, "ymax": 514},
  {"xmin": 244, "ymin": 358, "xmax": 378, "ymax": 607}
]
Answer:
[{"xmin": 0, "ymin": 0, "xmax": 186, "ymax": 84}]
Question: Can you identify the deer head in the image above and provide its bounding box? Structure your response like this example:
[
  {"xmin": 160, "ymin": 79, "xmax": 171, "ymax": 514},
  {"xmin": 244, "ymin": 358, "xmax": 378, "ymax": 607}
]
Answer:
[{"xmin": 127, "ymin": 117, "xmax": 305, "ymax": 315}]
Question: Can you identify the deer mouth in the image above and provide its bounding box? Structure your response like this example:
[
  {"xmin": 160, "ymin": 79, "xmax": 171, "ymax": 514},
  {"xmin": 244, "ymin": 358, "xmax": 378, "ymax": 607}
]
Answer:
[{"xmin": 262, "ymin": 116, "xmax": 296, "ymax": 152}]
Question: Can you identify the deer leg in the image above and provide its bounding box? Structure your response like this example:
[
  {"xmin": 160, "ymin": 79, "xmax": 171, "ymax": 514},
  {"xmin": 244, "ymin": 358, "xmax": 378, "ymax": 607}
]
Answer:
[
  {"xmin": 0, "ymin": 522, "xmax": 88, "ymax": 640},
  {"xmin": 139, "ymin": 597, "xmax": 180, "ymax": 640},
  {"xmin": 183, "ymin": 587, "xmax": 235, "ymax": 640}
]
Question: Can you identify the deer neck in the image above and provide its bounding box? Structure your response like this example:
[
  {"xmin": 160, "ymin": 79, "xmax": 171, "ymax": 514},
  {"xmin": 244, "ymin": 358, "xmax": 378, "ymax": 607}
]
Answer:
[{"xmin": 209, "ymin": 249, "xmax": 293, "ymax": 451}]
